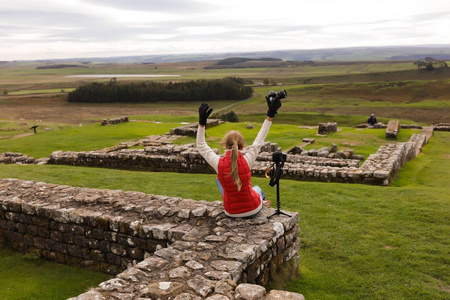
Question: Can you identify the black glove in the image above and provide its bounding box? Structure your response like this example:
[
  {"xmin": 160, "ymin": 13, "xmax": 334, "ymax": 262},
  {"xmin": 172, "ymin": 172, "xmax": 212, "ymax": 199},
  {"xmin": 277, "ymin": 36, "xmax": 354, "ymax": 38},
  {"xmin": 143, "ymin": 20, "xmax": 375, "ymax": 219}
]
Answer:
[
  {"xmin": 198, "ymin": 102, "xmax": 213, "ymax": 126},
  {"xmin": 266, "ymin": 96, "xmax": 282, "ymax": 118}
]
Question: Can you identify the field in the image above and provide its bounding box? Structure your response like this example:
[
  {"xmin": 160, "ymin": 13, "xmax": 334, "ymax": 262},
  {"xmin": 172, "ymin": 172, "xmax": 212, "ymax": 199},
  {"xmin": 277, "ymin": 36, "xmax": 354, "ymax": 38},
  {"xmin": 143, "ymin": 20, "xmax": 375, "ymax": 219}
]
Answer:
[{"xmin": 0, "ymin": 60, "xmax": 449, "ymax": 299}]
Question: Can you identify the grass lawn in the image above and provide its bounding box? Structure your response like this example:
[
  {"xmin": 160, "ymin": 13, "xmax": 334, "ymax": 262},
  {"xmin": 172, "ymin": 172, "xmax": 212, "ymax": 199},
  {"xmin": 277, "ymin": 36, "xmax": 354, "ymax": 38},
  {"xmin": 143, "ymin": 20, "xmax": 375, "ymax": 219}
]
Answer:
[
  {"xmin": 8, "ymin": 88, "xmax": 76, "ymax": 95},
  {"xmin": 0, "ymin": 121, "xmax": 180, "ymax": 158},
  {"xmin": 0, "ymin": 132, "xmax": 448, "ymax": 299},
  {"xmin": 0, "ymin": 247, "xmax": 111, "ymax": 300},
  {"xmin": 1, "ymin": 118, "xmax": 418, "ymax": 161}
]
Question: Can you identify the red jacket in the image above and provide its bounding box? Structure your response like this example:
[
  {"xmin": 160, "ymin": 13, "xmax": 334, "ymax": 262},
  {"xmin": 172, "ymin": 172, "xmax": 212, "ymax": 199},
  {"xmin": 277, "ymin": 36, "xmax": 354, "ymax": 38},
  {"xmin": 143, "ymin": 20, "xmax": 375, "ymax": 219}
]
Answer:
[{"xmin": 217, "ymin": 151, "xmax": 262, "ymax": 217}]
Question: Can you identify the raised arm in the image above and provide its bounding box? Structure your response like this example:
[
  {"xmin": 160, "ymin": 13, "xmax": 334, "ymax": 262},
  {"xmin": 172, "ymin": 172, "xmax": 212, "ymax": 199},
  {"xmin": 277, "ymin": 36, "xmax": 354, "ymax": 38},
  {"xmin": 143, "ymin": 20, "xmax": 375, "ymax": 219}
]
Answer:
[
  {"xmin": 196, "ymin": 103, "xmax": 220, "ymax": 172},
  {"xmin": 244, "ymin": 92, "xmax": 283, "ymax": 167}
]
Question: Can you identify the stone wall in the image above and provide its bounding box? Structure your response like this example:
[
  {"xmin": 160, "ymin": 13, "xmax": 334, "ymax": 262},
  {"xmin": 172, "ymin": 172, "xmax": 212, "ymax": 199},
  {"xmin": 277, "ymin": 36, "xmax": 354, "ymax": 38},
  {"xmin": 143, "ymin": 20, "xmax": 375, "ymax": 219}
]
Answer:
[
  {"xmin": 432, "ymin": 123, "xmax": 450, "ymax": 131},
  {"xmin": 0, "ymin": 152, "xmax": 35, "ymax": 164},
  {"xmin": 101, "ymin": 116, "xmax": 129, "ymax": 126},
  {"xmin": 170, "ymin": 119, "xmax": 224, "ymax": 136},
  {"xmin": 0, "ymin": 178, "xmax": 302, "ymax": 300},
  {"xmin": 49, "ymin": 145, "xmax": 216, "ymax": 174},
  {"xmin": 47, "ymin": 131, "xmax": 428, "ymax": 186},
  {"xmin": 252, "ymin": 133, "xmax": 428, "ymax": 186},
  {"xmin": 356, "ymin": 123, "xmax": 387, "ymax": 128},
  {"xmin": 287, "ymin": 144, "xmax": 364, "ymax": 161},
  {"xmin": 400, "ymin": 124, "xmax": 423, "ymax": 129},
  {"xmin": 356, "ymin": 123, "xmax": 422, "ymax": 129},
  {"xmin": 0, "ymin": 152, "xmax": 48, "ymax": 165}
]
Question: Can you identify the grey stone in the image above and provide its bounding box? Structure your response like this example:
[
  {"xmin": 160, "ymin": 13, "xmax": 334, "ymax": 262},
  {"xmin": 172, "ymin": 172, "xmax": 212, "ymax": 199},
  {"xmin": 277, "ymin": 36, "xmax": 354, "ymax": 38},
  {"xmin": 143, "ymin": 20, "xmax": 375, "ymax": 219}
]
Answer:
[
  {"xmin": 142, "ymin": 282, "xmax": 186, "ymax": 299},
  {"xmin": 187, "ymin": 275, "xmax": 215, "ymax": 297},
  {"xmin": 235, "ymin": 283, "xmax": 266, "ymax": 300},
  {"xmin": 185, "ymin": 260, "xmax": 205, "ymax": 270},
  {"xmin": 174, "ymin": 293, "xmax": 202, "ymax": 300},
  {"xmin": 169, "ymin": 266, "xmax": 191, "ymax": 279},
  {"xmin": 265, "ymin": 290, "xmax": 305, "ymax": 300},
  {"xmin": 206, "ymin": 295, "xmax": 230, "ymax": 300},
  {"xmin": 214, "ymin": 279, "xmax": 237, "ymax": 294}
]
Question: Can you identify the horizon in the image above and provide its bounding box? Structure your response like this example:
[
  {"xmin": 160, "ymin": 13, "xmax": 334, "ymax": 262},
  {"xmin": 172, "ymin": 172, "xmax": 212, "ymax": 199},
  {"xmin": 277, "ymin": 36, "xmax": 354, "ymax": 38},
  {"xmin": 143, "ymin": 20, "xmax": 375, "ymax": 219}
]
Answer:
[
  {"xmin": 6, "ymin": 44, "xmax": 450, "ymax": 63},
  {"xmin": 2, "ymin": 0, "xmax": 450, "ymax": 61}
]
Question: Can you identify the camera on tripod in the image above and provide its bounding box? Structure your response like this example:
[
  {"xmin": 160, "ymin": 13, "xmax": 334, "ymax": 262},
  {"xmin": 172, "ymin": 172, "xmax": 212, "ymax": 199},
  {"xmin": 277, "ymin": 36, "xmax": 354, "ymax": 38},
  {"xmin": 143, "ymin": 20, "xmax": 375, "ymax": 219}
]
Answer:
[
  {"xmin": 266, "ymin": 151, "xmax": 291, "ymax": 219},
  {"xmin": 267, "ymin": 90, "xmax": 287, "ymax": 102},
  {"xmin": 272, "ymin": 151, "xmax": 287, "ymax": 164}
]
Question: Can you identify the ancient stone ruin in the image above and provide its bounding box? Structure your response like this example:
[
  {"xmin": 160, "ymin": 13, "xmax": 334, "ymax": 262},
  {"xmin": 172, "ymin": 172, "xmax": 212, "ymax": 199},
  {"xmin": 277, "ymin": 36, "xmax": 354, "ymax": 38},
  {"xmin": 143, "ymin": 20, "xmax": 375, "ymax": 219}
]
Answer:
[
  {"xmin": 356, "ymin": 123, "xmax": 387, "ymax": 129},
  {"xmin": 317, "ymin": 122, "xmax": 337, "ymax": 135},
  {"xmin": 0, "ymin": 121, "xmax": 435, "ymax": 187},
  {"xmin": 47, "ymin": 126, "xmax": 429, "ymax": 186},
  {"xmin": 287, "ymin": 144, "xmax": 364, "ymax": 160},
  {"xmin": 385, "ymin": 120, "xmax": 400, "ymax": 139},
  {"xmin": 432, "ymin": 123, "xmax": 450, "ymax": 131},
  {"xmin": 0, "ymin": 152, "xmax": 48, "ymax": 165},
  {"xmin": 356, "ymin": 122, "xmax": 423, "ymax": 129},
  {"xmin": 101, "ymin": 116, "xmax": 129, "ymax": 126},
  {"xmin": 170, "ymin": 119, "xmax": 224, "ymax": 136},
  {"xmin": 0, "ymin": 178, "xmax": 303, "ymax": 299}
]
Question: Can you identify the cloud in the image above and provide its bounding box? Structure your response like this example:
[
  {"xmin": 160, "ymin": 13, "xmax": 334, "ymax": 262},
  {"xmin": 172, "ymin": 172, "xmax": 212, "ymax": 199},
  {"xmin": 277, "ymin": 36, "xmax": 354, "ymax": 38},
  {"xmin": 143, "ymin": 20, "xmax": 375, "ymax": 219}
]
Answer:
[
  {"xmin": 80, "ymin": 0, "xmax": 215, "ymax": 13},
  {"xmin": 1, "ymin": 0, "xmax": 450, "ymax": 60}
]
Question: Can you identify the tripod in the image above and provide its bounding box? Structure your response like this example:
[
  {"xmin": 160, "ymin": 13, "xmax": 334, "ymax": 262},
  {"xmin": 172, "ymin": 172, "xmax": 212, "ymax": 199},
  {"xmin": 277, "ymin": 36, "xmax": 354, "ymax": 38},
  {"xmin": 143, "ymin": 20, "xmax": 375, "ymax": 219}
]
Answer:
[{"xmin": 267, "ymin": 153, "xmax": 291, "ymax": 219}]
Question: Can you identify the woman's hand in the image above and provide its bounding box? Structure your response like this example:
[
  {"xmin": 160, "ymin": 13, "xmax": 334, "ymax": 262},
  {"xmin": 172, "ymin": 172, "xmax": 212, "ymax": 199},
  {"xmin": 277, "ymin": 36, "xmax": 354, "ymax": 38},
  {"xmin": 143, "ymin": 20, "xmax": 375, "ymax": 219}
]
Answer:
[
  {"xmin": 266, "ymin": 96, "xmax": 282, "ymax": 118},
  {"xmin": 198, "ymin": 102, "xmax": 213, "ymax": 126}
]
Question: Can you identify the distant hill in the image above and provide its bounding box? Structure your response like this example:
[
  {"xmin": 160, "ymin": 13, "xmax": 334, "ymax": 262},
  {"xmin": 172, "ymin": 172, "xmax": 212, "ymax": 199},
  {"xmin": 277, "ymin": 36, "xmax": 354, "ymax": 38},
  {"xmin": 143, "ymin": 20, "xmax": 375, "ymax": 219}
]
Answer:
[
  {"xmin": 30, "ymin": 45, "xmax": 450, "ymax": 64},
  {"xmin": 36, "ymin": 64, "xmax": 89, "ymax": 69}
]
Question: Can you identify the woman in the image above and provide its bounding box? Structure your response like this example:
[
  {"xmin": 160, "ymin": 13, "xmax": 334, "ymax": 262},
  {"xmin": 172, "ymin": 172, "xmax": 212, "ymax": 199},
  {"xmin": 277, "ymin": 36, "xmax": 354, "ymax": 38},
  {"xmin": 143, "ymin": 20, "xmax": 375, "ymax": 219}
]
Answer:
[{"xmin": 196, "ymin": 95, "xmax": 282, "ymax": 218}]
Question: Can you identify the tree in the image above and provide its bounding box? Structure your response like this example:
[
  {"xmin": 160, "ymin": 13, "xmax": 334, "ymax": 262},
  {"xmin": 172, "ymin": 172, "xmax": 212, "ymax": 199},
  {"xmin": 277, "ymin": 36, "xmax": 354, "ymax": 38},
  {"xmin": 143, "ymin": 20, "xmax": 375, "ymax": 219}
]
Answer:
[{"xmin": 425, "ymin": 61, "xmax": 435, "ymax": 71}]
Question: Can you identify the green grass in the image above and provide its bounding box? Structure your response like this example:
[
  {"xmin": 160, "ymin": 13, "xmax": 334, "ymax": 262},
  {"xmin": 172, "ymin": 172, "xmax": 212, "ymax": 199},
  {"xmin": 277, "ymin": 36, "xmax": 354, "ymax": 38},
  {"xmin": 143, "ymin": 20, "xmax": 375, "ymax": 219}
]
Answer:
[
  {"xmin": 0, "ymin": 247, "xmax": 111, "ymax": 300},
  {"xmin": 0, "ymin": 132, "xmax": 448, "ymax": 299},
  {"xmin": 0, "ymin": 121, "xmax": 71, "ymax": 139},
  {"xmin": 232, "ymin": 82, "xmax": 450, "ymax": 124},
  {"xmin": 0, "ymin": 121, "xmax": 179, "ymax": 158},
  {"xmin": 238, "ymin": 112, "xmax": 417, "ymax": 127},
  {"xmin": 8, "ymin": 88, "xmax": 76, "ymax": 95},
  {"xmin": 1, "ymin": 118, "xmax": 418, "ymax": 161}
]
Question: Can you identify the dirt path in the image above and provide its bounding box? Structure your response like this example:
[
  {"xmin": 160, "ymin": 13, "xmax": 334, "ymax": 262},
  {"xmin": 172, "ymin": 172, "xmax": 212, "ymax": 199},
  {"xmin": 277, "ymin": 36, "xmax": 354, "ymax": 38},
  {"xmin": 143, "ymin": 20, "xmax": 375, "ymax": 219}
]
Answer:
[
  {"xmin": 213, "ymin": 94, "xmax": 255, "ymax": 114},
  {"xmin": 11, "ymin": 133, "xmax": 34, "ymax": 139}
]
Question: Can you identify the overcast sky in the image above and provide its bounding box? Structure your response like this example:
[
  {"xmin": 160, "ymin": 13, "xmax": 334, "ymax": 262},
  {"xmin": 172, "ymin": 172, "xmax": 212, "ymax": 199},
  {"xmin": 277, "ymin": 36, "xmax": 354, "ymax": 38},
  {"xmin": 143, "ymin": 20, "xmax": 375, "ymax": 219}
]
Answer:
[{"xmin": 1, "ymin": 0, "xmax": 450, "ymax": 61}]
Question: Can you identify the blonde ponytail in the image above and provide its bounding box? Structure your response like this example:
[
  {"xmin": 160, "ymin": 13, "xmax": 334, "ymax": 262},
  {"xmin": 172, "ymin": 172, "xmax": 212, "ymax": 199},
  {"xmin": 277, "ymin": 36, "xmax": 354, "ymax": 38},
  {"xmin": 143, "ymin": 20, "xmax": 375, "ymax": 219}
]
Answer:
[
  {"xmin": 230, "ymin": 141, "xmax": 242, "ymax": 191},
  {"xmin": 221, "ymin": 130, "xmax": 245, "ymax": 191}
]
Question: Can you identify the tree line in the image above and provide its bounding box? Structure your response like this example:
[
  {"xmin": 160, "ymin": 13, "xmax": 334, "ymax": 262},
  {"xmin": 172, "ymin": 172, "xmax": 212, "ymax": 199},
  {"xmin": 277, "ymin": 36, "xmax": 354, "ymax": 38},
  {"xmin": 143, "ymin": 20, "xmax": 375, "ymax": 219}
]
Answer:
[
  {"xmin": 414, "ymin": 57, "xmax": 448, "ymax": 71},
  {"xmin": 67, "ymin": 77, "xmax": 253, "ymax": 103}
]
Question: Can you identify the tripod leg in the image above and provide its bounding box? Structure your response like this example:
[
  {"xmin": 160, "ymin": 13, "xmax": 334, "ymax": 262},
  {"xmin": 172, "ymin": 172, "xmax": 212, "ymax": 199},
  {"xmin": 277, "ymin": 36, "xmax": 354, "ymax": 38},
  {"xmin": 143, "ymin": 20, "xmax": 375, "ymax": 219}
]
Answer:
[{"xmin": 267, "ymin": 181, "xmax": 291, "ymax": 219}]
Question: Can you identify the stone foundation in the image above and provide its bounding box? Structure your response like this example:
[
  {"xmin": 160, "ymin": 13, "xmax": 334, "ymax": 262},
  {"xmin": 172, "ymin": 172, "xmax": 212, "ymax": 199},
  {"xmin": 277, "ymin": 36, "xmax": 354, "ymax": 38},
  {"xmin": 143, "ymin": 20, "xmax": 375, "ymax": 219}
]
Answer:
[
  {"xmin": 318, "ymin": 122, "xmax": 337, "ymax": 135},
  {"xmin": 432, "ymin": 123, "xmax": 450, "ymax": 131},
  {"xmin": 47, "ymin": 130, "xmax": 427, "ymax": 186},
  {"xmin": 101, "ymin": 116, "xmax": 129, "ymax": 126},
  {"xmin": 252, "ymin": 132, "xmax": 428, "ymax": 185},
  {"xmin": 356, "ymin": 123, "xmax": 422, "ymax": 129},
  {"xmin": 0, "ymin": 152, "xmax": 35, "ymax": 164},
  {"xmin": 0, "ymin": 152, "xmax": 49, "ymax": 165},
  {"xmin": 170, "ymin": 119, "xmax": 224, "ymax": 136},
  {"xmin": 2, "ymin": 129, "xmax": 429, "ymax": 186},
  {"xmin": 0, "ymin": 178, "xmax": 302, "ymax": 299},
  {"xmin": 400, "ymin": 124, "xmax": 423, "ymax": 129}
]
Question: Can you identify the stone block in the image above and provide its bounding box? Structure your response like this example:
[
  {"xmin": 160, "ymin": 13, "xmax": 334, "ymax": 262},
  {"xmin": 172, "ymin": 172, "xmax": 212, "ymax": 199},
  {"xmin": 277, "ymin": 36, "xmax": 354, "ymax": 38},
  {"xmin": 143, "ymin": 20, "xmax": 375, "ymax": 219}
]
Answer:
[
  {"xmin": 386, "ymin": 120, "xmax": 400, "ymax": 139},
  {"xmin": 265, "ymin": 290, "xmax": 305, "ymax": 300},
  {"xmin": 235, "ymin": 283, "xmax": 266, "ymax": 300}
]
